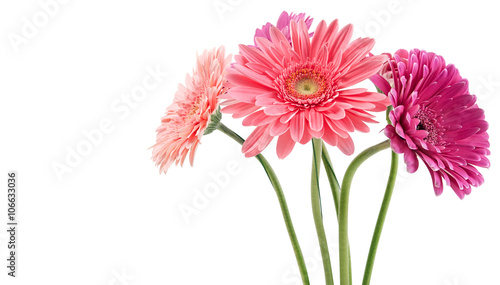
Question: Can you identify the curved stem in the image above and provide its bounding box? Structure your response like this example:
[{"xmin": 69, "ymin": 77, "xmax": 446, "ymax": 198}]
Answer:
[
  {"xmin": 321, "ymin": 144, "xmax": 352, "ymax": 285},
  {"xmin": 362, "ymin": 150, "xmax": 398, "ymax": 285},
  {"xmin": 216, "ymin": 123, "xmax": 310, "ymax": 285},
  {"xmin": 338, "ymin": 140, "xmax": 391, "ymax": 285},
  {"xmin": 312, "ymin": 138, "xmax": 334, "ymax": 285}
]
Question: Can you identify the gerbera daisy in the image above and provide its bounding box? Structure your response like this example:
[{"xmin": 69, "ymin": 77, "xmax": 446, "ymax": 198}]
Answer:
[
  {"xmin": 152, "ymin": 47, "xmax": 232, "ymax": 173},
  {"xmin": 374, "ymin": 52, "xmax": 394, "ymax": 88},
  {"xmin": 253, "ymin": 11, "xmax": 313, "ymax": 46},
  {"xmin": 376, "ymin": 49, "xmax": 490, "ymax": 198},
  {"xmin": 221, "ymin": 19, "xmax": 389, "ymax": 158}
]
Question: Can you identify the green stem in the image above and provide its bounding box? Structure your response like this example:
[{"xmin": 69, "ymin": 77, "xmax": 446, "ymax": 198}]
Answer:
[
  {"xmin": 362, "ymin": 150, "xmax": 398, "ymax": 285},
  {"xmin": 216, "ymin": 123, "xmax": 310, "ymax": 285},
  {"xmin": 321, "ymin": 143, "xmax": 340, "ymax": 216},
  {"xmin": 321, "ymin": 144, "xmax": 352, "ymax": 285},
  {"xmin": 312, "ymin": 138, "xmax": 334, "ymax": 285},
  {"xmin": 338, "ymin": 140, "xmax": 391, "ymax": 285}
]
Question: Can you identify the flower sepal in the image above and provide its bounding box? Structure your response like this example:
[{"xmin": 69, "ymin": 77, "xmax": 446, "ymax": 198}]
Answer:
[{"xmin": 203, "ymin": 107, "xmax": 222, "ymax": 135}]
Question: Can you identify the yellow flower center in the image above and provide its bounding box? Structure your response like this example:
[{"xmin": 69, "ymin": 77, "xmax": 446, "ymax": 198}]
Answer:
[
  {"xmin": 295, "ymin": 78, "xmax": 319, "ymax": 96},
  {"xmin": 277, "ymin": 63, "xmax": 337, "ymax": 106}
]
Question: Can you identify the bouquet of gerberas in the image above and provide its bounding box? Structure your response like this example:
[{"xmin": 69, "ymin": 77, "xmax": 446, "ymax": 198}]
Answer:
[{"xmin": 150, "ymin": 11, "xmax": 490, "ymax": 285}]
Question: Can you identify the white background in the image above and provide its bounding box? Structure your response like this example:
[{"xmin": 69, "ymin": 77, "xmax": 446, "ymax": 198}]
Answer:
[{"xmin": 1, "ymin": 0, "xmax": 499, "ymax": 284}]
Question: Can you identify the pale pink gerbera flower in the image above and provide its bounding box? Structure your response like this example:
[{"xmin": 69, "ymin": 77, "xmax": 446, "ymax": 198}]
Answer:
[
  {"xmin": 253, "ymin": 11, "xmax": 313, "ymax": 45},
  {"xmin": 221, "ymin": 20, "xmax": 389, "ymax": 158},
  {"xmin": 375, "ymin": 52, "xmax": 395, "ymax": 87},
  {"xmin": 375, "ymin": 49, "xmax": 490, "ymax": 199},
  {"xmin": 152, "ymin": 47, "xmax": 232, "ymax": 173}
]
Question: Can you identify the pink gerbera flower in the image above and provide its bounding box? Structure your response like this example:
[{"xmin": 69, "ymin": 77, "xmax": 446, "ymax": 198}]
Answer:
[
  {"xmin": 152, "ymin": 47, "xmax": 232, "ymax": 173},
  {"xmin": 221, "ymin": 19, "xmax": 389, "ymax": 158},
  {"xmin": 253, "ymin": 11, "xmax": 313, "ymax": 46},
  {"xmin": 374, "ymin": 49, "xmax": 490, "ymax": 199}
]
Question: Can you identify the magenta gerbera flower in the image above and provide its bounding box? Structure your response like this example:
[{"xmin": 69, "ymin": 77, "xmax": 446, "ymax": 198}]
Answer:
[
  {"xmin": 221, "ymin": 19, "xmax": 389, "ymax": 158},
  {"xmin": 374, "ymin": 49, "xmax": 490, "ymax": 199},
  {"xmin": 253, "ymin": 11, "xmax": 313, "ymax": 46}
]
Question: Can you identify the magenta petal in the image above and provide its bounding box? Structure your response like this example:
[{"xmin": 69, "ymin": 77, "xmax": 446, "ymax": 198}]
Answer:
[
  {"xmin": 430, "ymin": 168, "xmax": 444, "ymax": 196},
  {"xmin": 380, "ymin": 48, "xmax": 490, "ymax": 198},
  {"xmin": 404, "ymin": 148, "xmax": 419, "ymax": 173},
  {"xmin": 369, "ymin": 74, "xmax": 391, "ymax": 95}
]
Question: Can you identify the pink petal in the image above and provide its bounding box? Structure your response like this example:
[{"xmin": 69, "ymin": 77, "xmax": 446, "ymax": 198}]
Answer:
[
  {"xmin": 308, "ymin": 108, "xmax": 324, "ymax": 131},
  {"xmin": 276, "ymin": 130, "xmax": 296, "ymax": 159},
  {"xmin": 337, "ymin": 135, "xmax": 355, "ymax": 155},
  {"xmin": 290, "ymin": 111, "xmax": 305, "ymax": 142}
]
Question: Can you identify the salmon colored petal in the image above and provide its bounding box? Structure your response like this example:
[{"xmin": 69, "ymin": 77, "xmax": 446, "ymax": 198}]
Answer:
[{"xmin": 152, "ymin": 47, "xmax": 231, "ymax": 173}]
